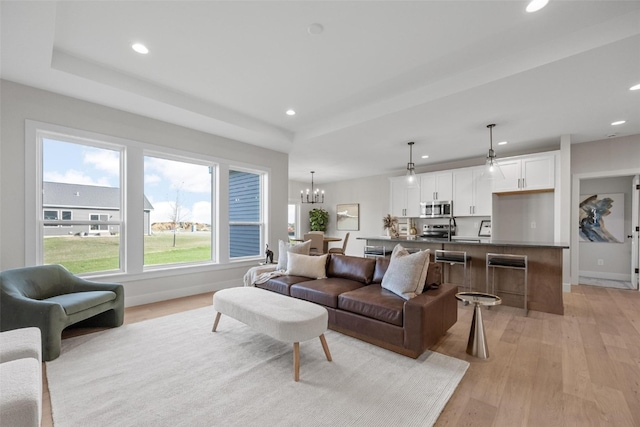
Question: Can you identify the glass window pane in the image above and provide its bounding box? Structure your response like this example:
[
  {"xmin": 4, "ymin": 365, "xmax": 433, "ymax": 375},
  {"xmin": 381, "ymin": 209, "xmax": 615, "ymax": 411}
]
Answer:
[
  {"xmin": 144, "ymin": 156, "xmax": 212, "ymax": 266},
  {"xmin": 42, "ymin": 138, "xmax": 121, "ymax": 274},
  {"xmin": 44, "ymin": 210, "xmax": 58, "ymax": 220},
  {"xmin": 229, "ymin": 170, "xmax": 262, "ymax": 258}
]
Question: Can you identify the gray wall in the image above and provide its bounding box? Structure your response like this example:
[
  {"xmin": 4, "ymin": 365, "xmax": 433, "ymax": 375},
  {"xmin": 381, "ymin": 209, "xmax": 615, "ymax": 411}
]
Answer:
[
  {"xmin": 578, "ymin": 175, "xmax": 634, "ymax": 280},
  {"xmin": 571, "ymin": 134, "xmax": 640, "ymax": 284},
  {"xmin": 1, "ymin": 80, "xmax": 289, "ymax": 306}
]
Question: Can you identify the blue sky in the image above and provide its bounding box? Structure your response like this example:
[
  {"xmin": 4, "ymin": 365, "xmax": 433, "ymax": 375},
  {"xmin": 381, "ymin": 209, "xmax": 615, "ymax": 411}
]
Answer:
[{"xmin": 43, "ymin": 138, "xmax": 212, "ymax": 224}]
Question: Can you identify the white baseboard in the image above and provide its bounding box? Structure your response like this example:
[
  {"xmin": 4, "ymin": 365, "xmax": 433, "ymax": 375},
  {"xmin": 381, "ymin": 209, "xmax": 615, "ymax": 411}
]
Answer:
[
  {"xmin": 125, "ymin": 278, "xmax": 240, "ymax": 307},
  {"xmin": 563, "ymin": 282, "xmax": 571, "ymax": 293},
  {"xmin": 579, "ymin": 270, "xmax": 632, "ymax": 282}
]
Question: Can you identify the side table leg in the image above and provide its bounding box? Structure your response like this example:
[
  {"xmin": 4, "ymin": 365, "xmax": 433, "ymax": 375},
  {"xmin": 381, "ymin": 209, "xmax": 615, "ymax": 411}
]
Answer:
[
  {"xmin": 319, "ymin": 334, "xmax": 332, "ymax": 361},
  {"xmin": 294, "ymin": 342, "xmax": 300, "ymax": 382},
  {"xmin": 212, "ymin": 312, "xmax": 221, "ymax": 332},
  {"xmin": 467, "ymin": 303, "xmax": 489, "ymax": 359}
]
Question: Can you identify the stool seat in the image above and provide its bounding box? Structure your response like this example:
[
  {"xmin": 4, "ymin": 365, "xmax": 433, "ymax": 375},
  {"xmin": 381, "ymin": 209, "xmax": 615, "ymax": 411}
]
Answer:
[
  {"xmin": 364, "ymin": 245, "xmax": 387, "ymax": 258},
  {"xmin": 435, "ymin": 250, "xmax": 470, "ymax": 292},
  {"xmin": 487, "ymin": 257, "xmax": 526, "ymax": 268},
  {"xmin": 486, "ymin": 253, "xmax": 528, "ymax": 316}
]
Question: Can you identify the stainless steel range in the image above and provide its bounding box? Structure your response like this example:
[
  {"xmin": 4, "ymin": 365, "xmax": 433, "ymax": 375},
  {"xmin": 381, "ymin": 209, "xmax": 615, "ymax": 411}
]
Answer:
[{"xmin": 420, "ymin": 224, "xmax": 455, "ymax": 240}]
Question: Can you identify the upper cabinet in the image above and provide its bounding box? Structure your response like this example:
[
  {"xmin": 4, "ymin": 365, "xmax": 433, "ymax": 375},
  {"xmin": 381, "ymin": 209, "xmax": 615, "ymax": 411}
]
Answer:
[
  {"xmin": 420, "ymin": 171, "xmax": 453, "ymax": 201},
  {"xmin": 390, "ymin": 177, "xmax": 421, "ymax": 217},
  {"xmin": 492, "ymin": 153, "xmax": 556, "ymax": 193},
  {"xmin": 452, "ymin": 166, "xmax": 492, "ymax": 217}
]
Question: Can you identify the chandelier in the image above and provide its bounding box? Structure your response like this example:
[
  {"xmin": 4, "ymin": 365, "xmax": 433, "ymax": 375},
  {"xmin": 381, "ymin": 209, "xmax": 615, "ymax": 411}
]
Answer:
[{"xmin": 301, "ymin": 171, "xmax": 324, "ymax": 204}]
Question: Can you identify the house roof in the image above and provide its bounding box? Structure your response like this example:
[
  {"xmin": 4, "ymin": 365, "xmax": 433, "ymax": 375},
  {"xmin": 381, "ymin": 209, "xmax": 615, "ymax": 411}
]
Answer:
[{"xmin": 43, "ymin": 182, "xmax": 154, "ymax": 211}]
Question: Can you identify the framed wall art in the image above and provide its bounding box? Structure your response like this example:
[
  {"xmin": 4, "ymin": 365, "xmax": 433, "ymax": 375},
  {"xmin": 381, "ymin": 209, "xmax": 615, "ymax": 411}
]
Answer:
[
  {"xmin": 478, "ymin": 220, "xmax": 492, "ymax": 237},
  {"xmin": 579, "ymin": 193, "xmax": 624, "ymax": 243},
  {"xmin": 336, "ymin": 203, "xmax": 359, "ymax": 231}
]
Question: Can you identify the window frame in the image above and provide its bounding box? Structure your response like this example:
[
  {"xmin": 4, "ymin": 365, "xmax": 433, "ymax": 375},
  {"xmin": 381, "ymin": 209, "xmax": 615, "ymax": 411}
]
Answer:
[
  {"xmin": 25, "ymin": 120, "xmax": 270, "ymax": 279},
  {"xmin": 228, "ymin": 167, "xmax": 266, "ymax": 260}
]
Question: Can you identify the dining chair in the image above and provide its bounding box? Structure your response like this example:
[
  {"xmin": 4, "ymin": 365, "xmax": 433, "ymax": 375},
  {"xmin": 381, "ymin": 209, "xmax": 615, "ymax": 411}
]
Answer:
[
  {"xmin": 303, "ymin": 233, "xmax": 325, "ymax": 255},
  {"xmin": 328, "ymin": 232, "xmax": 349, "ymax": 255}
]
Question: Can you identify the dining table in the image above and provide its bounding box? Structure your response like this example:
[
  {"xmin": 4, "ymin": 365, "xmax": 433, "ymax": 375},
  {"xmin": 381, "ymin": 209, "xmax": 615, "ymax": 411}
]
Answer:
[{"xmin": 292, "ymin": 236, "xmax": 342, "ymax": 254}]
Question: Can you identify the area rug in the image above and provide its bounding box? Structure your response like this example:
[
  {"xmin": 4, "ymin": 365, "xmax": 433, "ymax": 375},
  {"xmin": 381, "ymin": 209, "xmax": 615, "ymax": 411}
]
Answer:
[{"xmin": 47, "ymin": 305, "xmax": 468, "ymax": 427}]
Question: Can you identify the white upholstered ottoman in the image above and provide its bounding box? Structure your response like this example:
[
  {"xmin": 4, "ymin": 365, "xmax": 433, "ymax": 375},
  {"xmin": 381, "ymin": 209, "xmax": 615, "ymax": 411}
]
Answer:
[{"xmin": 212, "ymin": 287, "xmax": 332, "ymax": 381}]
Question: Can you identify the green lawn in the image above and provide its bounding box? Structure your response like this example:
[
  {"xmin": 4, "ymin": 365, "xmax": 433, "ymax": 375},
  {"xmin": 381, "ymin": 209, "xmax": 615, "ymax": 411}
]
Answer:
[{"xmin": 44, "ymin": 232, "xmax": 212, "ymax": 274}]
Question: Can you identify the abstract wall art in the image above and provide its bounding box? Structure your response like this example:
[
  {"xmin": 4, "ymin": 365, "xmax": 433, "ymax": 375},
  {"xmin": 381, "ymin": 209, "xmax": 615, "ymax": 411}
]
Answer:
[
  {"xmin": 579, "ymin": 193, "xmax": 625, "ymax": 243},
  {"xmin": 336, "ymin": 203, "xmax": 359, "ymax": 231}
]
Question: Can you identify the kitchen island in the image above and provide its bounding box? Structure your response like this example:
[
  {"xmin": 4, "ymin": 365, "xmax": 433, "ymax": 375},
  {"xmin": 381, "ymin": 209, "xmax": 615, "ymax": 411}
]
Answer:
[{"xmin": 358, "ymin": 237, "xmax": 569, "ymax": 315}]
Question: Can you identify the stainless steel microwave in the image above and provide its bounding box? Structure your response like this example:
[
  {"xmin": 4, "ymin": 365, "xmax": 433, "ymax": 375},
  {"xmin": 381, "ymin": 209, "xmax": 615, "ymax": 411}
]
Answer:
[{"xmin": 420, "ymin": 201, "xmax": 453, "ymax": 218}]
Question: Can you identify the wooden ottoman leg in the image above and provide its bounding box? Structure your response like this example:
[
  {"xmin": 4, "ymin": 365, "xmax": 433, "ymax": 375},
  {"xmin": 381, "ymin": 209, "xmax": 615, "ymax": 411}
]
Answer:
[
  {"xmin": 294, "ymin": 342, "xmax": 300, "ymax": 382},
  {"xmin": 212, "ymin": 312, "xmax": 222, "ymax": 332},
  {"xmin": 319, "ymin": 334, "xmax": 332, "ymax": 361}
]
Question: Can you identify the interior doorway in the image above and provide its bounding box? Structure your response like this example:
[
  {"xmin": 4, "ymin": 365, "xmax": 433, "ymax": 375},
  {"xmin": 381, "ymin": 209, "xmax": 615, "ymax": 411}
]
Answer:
[{"xmin": 574, "ymin": 173, "xmax": 640, "ymax": 290}]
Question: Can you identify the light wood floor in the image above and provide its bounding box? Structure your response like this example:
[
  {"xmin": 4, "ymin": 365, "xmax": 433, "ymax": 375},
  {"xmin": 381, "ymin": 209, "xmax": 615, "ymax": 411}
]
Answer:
[{"xmin": 41, "ymin": 285, "xmax": 640, "ymax": 427}]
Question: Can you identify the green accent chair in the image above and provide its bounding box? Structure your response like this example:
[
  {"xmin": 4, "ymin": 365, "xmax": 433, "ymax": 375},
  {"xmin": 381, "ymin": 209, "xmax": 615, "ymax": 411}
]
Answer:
[{"xmin": 0, "ymin": 265, "xmax": 124, "ymax": 361}]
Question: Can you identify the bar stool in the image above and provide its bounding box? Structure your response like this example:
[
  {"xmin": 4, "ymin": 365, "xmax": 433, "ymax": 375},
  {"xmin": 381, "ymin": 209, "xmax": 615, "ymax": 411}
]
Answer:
[
  {"xmin": 364, "ymin": 245, "xmax": 387, "ymax": 258},
  {"xmin": 435, "ymin": 250, "xmax": 470, "ymax": 292},
  {"xmin": 486, "ymin": 253, "xmax": 528, "ymax": 316}
]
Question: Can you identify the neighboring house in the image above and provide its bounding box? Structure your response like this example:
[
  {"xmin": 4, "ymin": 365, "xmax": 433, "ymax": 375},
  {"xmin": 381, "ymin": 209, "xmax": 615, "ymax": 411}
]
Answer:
[{"xmin": 43, "ymin": 182, "xmax": 154, "ymax": 236}]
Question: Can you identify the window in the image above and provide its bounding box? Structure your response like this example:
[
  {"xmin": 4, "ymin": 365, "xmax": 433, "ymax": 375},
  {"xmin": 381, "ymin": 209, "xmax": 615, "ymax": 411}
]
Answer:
[
  {"xmin": 28, "ymin": 121, "xmax": 269, "ymax": 277},
  {"xmin": 288, "ymin": 204, "xmax": 298, "ymax": 238},
  {"xmin": 90, "ymin": 214, "xmax": 109, "ymax": 231},
  {"xmin": 229, "ymin": 170, "xmax": 263, "ymax": 258},
  {"xmin": 41, "ymin": 137, "xmax": 122, "ymax": 274},
  {"xmin": 143, "ymin": 155, "xmax": 213, "ymax": 267}
]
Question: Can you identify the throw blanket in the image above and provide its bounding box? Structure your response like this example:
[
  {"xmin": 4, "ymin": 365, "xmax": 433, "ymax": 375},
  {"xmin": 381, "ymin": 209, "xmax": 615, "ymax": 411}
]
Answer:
[{"xmin": 243, "ymin": 264, "xmax": 284, "ymax": 286}]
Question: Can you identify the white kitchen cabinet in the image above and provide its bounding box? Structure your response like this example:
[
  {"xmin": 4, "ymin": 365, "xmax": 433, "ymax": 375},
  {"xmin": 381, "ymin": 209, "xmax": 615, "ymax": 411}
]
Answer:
[
  {"xmin": 420, "ymin": 171, "xmax": 453, "ymax": 201},
  {"xmin": 453, "ymin": 166, "xmax": 492, "ymax": 216},
  {"xmin": 492, "ymin": 153, "xmax": 555, "ymax": 193},
  {"xmin": 390, "ymin": 177, "xmax": 421, "ymax": 217}
]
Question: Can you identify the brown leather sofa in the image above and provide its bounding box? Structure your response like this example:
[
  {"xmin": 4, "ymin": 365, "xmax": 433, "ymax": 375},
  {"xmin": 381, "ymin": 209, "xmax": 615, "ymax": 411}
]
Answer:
[{"xmin": 256, "ymin": 254, "xmax": 458, "ymax": 358}]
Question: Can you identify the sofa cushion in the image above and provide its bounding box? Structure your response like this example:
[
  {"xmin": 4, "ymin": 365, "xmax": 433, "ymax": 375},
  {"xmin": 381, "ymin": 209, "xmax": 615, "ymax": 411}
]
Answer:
[
  {"xmin": 290, "ymin": 278, "xmax": 363, "ymax": 308},
  {"xmin": 45, "ymin": 291, "xmax": 117, "ymax": 315},
  {"xmin": 327, "ymin": 255, "xmax": 376, "ymax": 285},
  {"xmin": 381, "ymin": 246, "xmax": 430, "ymax": 300},
  {"xmin": 373, "ymin": 256, "xmax": 442, "ymax": 291},
  {"xmin": 338, "ymin": 285, "xmax": 404, "ymax": 327},
  {"xmin": 255, "ymin": 275, "xmax": 309, "ymax": 296},
  {"xmin": 276, "ymin": 239, "xmax": 311, "ymax": 271},
  {"xmin": 286, "ymin": 253, "xmax": 328, "ymax": 279}
]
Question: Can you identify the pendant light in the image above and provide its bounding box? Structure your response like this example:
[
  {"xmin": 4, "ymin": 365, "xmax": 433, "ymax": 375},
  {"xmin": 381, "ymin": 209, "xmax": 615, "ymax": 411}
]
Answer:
[
  {"xmin": 481, "ymin": 124, "xmax": 505, "ymax": 180},
  {"xmin": 300, "ymin": 171, "xmax": 324, "ymax": 204},
  {"xmin": 405, "ymin": 142, "xmax": 418, "ymax": 188}
]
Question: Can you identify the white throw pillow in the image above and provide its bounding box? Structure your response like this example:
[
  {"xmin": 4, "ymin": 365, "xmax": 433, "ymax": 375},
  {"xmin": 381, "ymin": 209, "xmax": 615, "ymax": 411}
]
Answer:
[
  {"xmin": 276, "ymin": 239, "xmax": 311, "ymax": 271},
  {"xmin": 381, "ymin": 245, "xmax": 430, "ymax": 300},
  {"xmin": 286, "ymin": 253, "xmax": 328, "ymax": 279}
]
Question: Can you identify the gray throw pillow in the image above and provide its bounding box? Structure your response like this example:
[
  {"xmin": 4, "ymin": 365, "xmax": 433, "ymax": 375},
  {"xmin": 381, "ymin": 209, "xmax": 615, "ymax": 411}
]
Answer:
[
  {"xmin": 381, "ymin": 245, "xmax": 430, "ymax": 300},
  {"xmin": 276, "ymin": 239, "xmax": 311, "ymax": 271}
]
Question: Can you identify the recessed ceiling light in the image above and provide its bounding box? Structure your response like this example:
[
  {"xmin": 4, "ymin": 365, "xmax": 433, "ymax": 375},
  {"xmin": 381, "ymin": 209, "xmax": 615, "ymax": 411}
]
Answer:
[
  {"xmin": 421, "ymin": 155, "xmax": 429, "ymax": 159},
  {"xmin": 308, "ymin": 23, "xmax": 324, "ymax": 35},
  {"xmin": 132, "ymin": 43, "xmax": 149, "ymax": 54},
  {"xmin": 630, "ymin": 83, "xmax": 640, "ymax": 91},
  {"xmin": 611, "ymin": 120, "xmax": 626, "ymax": 126},
  {"xmin": 498, "ymin": 141, "xmax": 508, "ymax": 145},
  {"xmin": 526, "ymin": 0, "xmax": 549, "ymax": 13},
  {"xmin": 286, "ymin": 109, "xmax": 296, "ymax": 116}
]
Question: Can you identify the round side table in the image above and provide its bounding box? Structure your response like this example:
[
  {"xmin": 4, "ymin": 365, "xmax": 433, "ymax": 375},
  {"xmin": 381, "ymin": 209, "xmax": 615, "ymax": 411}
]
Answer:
[{"xmin": 455, "ymin": 292, "xmax": 502, "ymax": 359}]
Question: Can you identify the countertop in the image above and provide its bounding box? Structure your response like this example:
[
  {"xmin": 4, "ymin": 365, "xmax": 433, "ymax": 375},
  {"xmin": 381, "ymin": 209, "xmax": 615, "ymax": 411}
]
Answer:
[{"xmin": 357, "ymin": 236, "xmax": 569, "ymax": 249}]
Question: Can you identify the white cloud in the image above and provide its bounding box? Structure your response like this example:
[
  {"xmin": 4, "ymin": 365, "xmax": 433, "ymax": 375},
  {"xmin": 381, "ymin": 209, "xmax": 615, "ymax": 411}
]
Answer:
[
  {"xmin": 44, "ymin": 170, "xmax": 112, "ymax": 187},
  {"xmin": 191, "ymin": 201, "xmax": 212, "ymax": 224},
  {"xmin": 145, "ymin": 157, "xmax": 211, "ymax": 194},
  {"xmin": 144, "ymin": 174, "xmax": 161, "ymax": 185},
  {"xmin": 149, "ymin": 201, "xmax": 192, "ymax": 224},
  {"xmin": 83, "ymin": 148, "xmax": 120, "ymax": 176}
]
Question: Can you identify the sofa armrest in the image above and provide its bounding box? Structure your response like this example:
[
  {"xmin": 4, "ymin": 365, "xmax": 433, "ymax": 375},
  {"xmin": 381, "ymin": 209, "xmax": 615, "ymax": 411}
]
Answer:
[{"xmin": 402, "ymin": 283, "xmax": 458, "ymax": 355}]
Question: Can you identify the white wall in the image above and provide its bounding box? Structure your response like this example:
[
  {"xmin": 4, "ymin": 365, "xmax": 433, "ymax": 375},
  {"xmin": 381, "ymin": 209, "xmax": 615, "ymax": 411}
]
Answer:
[
  {"xmin": 492, "ymin": 192, "xmax": 555, "ymax": 242},
  {"xmin": 0, "ymin": 80, "xmax": 290, "ymax": 306}
]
